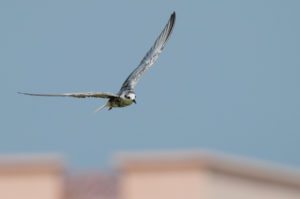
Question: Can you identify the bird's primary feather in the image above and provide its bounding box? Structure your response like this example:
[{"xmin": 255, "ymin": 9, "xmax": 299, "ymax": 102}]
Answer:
[
  {"xmin": 119, "ymin": 12, "xmax": 176, "ymax": 93},
  {"xmin": 17, "ymin": 92, "xmax": 118, "ymax": 99}
]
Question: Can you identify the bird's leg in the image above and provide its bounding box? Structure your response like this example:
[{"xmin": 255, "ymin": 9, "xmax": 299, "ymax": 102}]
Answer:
[{"xmin": 108, "ymin": 107, "xmax": 112, "ymax": 111}]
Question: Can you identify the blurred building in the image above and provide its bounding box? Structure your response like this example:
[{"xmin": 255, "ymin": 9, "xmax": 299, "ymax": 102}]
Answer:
[
  {"xmin": 65, "ymin": 170, "xmax": 117, "ymax": 199},
  {"xmin": 0, "ymin": 150, "xmax": 300, "ymax": 199},
  {"xmin": 0, "ymin": 154, "xmax": 117, "ymax": 199},
  {"xmin": 0, "ymin": 155, "xmax": 64, "ymax": 199},
  {"xmin": 117, "ymin": 150, "xmax": 300, "ymax": 199}
]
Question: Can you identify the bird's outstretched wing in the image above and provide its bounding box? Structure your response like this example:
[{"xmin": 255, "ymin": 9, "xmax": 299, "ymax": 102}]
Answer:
[
  {"xmin": 18, "ymin": 92, "xmax": 118, "ymax": 99},
  {"xmin": 119, "ymin": 12, "xmax": 176, "ymax": 93}
]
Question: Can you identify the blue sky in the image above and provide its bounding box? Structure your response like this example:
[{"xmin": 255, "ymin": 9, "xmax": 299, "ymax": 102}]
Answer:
[{"xmin": 1, "ymin": 0, "xmax": 300, "ymax": 168}]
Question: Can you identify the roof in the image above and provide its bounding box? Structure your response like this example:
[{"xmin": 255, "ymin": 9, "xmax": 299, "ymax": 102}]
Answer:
[
  {"xmin": 116, "ymin": 149, "xmax": 300, "ymax": 188},
  {"xmin": 0, "ymin": 153, "xmax": 64, "ymax": 173}
]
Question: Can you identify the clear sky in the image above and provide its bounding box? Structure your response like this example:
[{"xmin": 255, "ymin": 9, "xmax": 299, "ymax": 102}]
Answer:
[{"xmin": 1, "ymin": 0, "xmax": 300, "ymax": 168}]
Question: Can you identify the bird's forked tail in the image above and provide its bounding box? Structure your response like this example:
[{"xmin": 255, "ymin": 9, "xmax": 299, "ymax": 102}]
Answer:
[{"xmin": 93, "ymin": 103, "xmax": 107, "ymax": 113}]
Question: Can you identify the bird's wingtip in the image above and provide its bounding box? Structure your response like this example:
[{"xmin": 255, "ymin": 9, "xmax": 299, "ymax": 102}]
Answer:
[
  {"xmin": 171, "ymin": 11, "xmax": 176, "ymax": 18},
  {"xmin": 170, "ymin": 12, "xmax": 176, "ymax": 25}
]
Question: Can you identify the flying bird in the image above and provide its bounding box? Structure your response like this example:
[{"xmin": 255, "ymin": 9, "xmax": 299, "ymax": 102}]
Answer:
[{"xmin": 19, "ymin": 12, "xmax": 176, "ymax": 112}]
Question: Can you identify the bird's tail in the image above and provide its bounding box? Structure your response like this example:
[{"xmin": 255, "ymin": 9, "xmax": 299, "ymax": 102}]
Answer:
[{"xmin": 93, "ymin": 103, "xmax": 107, "ymax": 113}]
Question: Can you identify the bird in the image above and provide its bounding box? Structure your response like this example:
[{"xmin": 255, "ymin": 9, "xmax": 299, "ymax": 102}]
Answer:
[{"xmin": 18, "ymin": 12, "xmax": 176, "ymax": 112}]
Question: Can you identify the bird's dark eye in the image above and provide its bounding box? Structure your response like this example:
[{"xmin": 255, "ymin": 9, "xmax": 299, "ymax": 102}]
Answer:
[{"xmin": 125, "ymin": 95, "xmax": 130, "ymax": 99}]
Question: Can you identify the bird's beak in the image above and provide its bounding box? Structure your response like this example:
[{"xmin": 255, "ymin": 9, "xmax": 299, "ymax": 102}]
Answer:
[{"xmin": 133, "ymin": 99, "xmax": 136, "ymax": 104}]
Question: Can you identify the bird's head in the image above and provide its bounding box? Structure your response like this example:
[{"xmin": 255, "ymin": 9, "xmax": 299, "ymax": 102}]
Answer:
[{"xmin": 123, "ymin": 91, "xmax": 136, "ymax": 104}]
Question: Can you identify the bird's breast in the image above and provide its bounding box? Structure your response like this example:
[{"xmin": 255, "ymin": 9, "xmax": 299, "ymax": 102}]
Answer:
[{"xmin": 108, "ymin": 97, "xmax": 133, "ymax": 108}]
